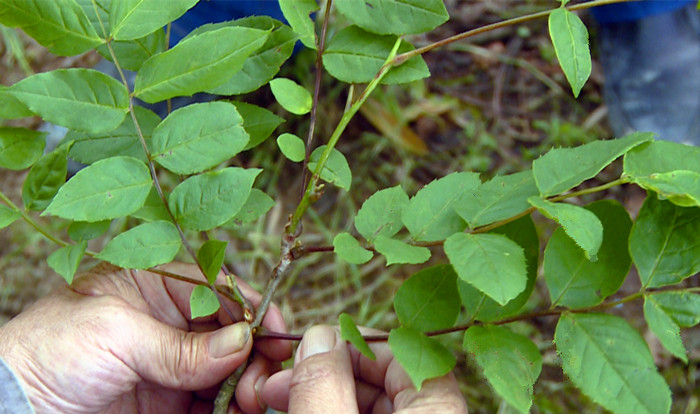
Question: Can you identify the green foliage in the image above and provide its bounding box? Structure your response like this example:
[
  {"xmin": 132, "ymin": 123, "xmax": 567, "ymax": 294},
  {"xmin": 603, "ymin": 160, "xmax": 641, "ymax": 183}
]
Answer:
[
  {"xmin": 393, "ymin": 265, "xmax": 460, "ymax": 331},
  {"xmin": 270, "ymin": 77, "xmax": 312, "ymax": 115},
  {"xmin": 548, "ymin": 8, "xmax": 590, "ymax": 97},
  {"xmin": 0, "ymin": 204, "xmax": 20, "ymax": 229},
  {"xmin": 373, "ymin": 235, "xmax": 430, "ymax": 265},
  {"xmin": 47, "ymin": 241, "xmax": 86, "ymax": 285},
  {"xmin": 0, "ymin": 126, "xmax": 46, "ymax": 170},
  {"xmin": 339, "ymin": 313, "xmax": 376, "ymax": 360},
  {"xmin": 335, "ymin": 0, "xmax": 449, "ymax": 35},
  {"xmin": 97, "ymin": 221, "xmax": 181, "ymax": 269},
  {"xmin": 354, "ymin": 185, "xmax": 408, "ymax": 241},
  {"xmin": 67, "ymin": 220, "xmax": 110, "ymax": 242},
  {"xmin": 278, "ymin": 0, "xmax": 319, "ymax": 49},
  {"xmin": 388, "ymin": 326, "xmax": 455, "ymax": 390},
  {"xmin": 197, "ymin": 240, "xmax": 228, "ymax": 285},
  {"xmin": 190, "ymin": 285, "xmax": 220, "ymax": 319},
  {"xmin": 109, "ymin": 0, "xmax": 197, "ymax": 40},
  {"xmin": 277, "ymin": 133, "xmax": 306, "ymax": 163},
  {"xmin": 308, "ymin": 145, "xmax": 352, "ymax": 190},
  {"xmin": 333, "ymin": 232, "xmax": 373, "ymax": 264}
]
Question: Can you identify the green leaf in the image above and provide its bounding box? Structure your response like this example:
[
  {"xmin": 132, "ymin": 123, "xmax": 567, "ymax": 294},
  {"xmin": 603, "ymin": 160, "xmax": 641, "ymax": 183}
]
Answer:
[
  {"xmin": 458, "ymin": 216, "xmax": 539, "ymax": 322},
  {"xmin": 528, "ymin": 197, "xmax": 602, "ymax": 261},
  {"xmin": 335, "ymin": 0, "xmax": 449, "ymax": 35},
  {"xmin": 339, "ymin": 313, "xmax": 376, "ymax": 360},
  {"xmin": 355, "ymin": 185, "xmax": 409, "ymax": 241},
  {"xmin": 130, "ymin": 187, "xmax": 170, "ymax": 222},
  {"xmin": 533, "ymin": 132, "xmax": 653, "ymax": 197},
  {"xmin": 206, "ymin": 17, "xmax": 298, "ymax": 95},
  {"xmin": 75, "ymin": 0, "xmax": 109, "ymax": 37},
  {"xmin": 388, "ymin": 327, "xmax": 456, "ymax": 390},
  {"xmin": 0, "ymin": 86, "xmax": 33, "ymax": 119},
  {"xmin": 134, "ymin": 26, "xmax": 269, "ymax": 103},
  {"xmin": 270, "ymin": 78, "xmax": 312, "ymax": 115},
  {"xmin": 644, "ymin": 295, "xmax": 688, "ymax": 363},
  {"xmin": 22, "ymin": 143, "xmax": 70, "ymax": 210},
  {"xmin": 277, "ymin": 133, "xmax": 305, "ymax": 163},
  {"xmin": 230, "ymin": 101, "xmax": 284, "ymax": 150},
  {"xmin": 152, "ymin": 102, "xmax": 248, "ymax": 174},
  {"xmin": 464, "ymin": 325, "xmax": 542, "ymax": 414},
  {"xmin": 548, "ymin": 8, "xmax": 590, "ymax": 97},
  {"xmin": 197, "ymin": 240, "xmax": 228, "ymax": 285},
  {"xmin": 67, "ymin": 220, "xmax": 111, "ymax": 242},
  {"xmin": 169, "ymin": 167, "xmax": 261, "ymax": 231},
  {"xmin": 555, "ymin": 313, "xmax": 671, "ymax": 414},
  {"xmin": 47, "ymin": 241, "xmax": 87, "ymax": 285},
  {"xmin": 323, "ymin": 26, "xmax": 429, "ymax": 85},
  {"xmin": 0, "ymin": 204, "xmax": 20, "ymax": 229},
  {"xmin": 455, "ymin": 170, "xmax": 538, "ymax": 228},
  {"xmin": 278, "ymin": 0, "xmax": 318, "ymax": 49},
  {"xmin": 445, "ymin": 233, "xmax": 527, "ymax": 306},
  {"xmin": 0, "ymin": 126, "xmax": 46, "ymax": 170},
  {"xmin": 333, "ymin": 232, "xmax": 373, "ymax": 264},
  {"xmin": 646, "ymin": 291, "xmax": 700, "ymax": 328},
  {"xmin": 97, "ymin": 221, "xmax": 181, "ymax": 269},
  {"xmin": 44, "ymin": 156, "xmax": 151, "ymax": 222},
  {"xmin": 0, "ymin": 0, "xmax": 103, "ymax": 55},
  {"xmin": 308, "ymin": 145, "xmax": 352, "ymax": 191},
  {"xmin": 394, "ymin": 264, "xmax": 459, "ymax": 331},
  {"xmin": 631, "ymin": 170, "xmax": 700, "ymax": 208},
  {"xmin": 66, "ymin": 106, "xmax": 160, "ymax": 164},
  {"xmin": 110, "ymin": 0, "xmax": 197, "ymax": 40},
  {"xmin": 373, "ymin": 236, "xmax": 430, "ymax": 265},
  {"xmin": 402, "ymin": 172, "xmax": 480, "ymax": 242},
  {"xmin": 544, "ymin": 200, "xmax": 632, "ymax": 308},
  {"xmin": 97, "ymin": 29, "xmax": 165, "ymax": 72},
  {"xmin": 629, "ymin": 193, "xmax": 700, "ymax": 288},
  {"xmin": 10, "ymin": 68, "xmax": 129, "ymax": 133},
  {"xmin": 189, "ymin": 285, "xmax": 220, "ymax": 319},
  {"xmin": 230, "ymin": 189, "xmax": 275, "ymax": 224}
]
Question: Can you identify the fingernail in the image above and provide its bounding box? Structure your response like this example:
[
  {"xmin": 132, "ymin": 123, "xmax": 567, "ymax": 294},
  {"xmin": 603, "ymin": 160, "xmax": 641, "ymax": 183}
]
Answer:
[
  {"xmin": 299, "ymin": 326, "xmax": 337, "ymax": 361},
  {"xmin": 254, "ymin": 375, "xmax": 268, "ymax": 411},
  {"xmin": 210, "ymin": 322, "xmax": 250, "ymax": 358}
]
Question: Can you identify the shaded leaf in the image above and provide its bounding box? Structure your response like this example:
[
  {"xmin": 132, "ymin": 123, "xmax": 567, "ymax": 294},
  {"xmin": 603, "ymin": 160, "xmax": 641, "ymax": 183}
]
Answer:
[
  {"xmin": 67, "ymin": 220, "xmax": 110, "ymax": 242},
  {"xmin": 97, "ymin": 29, "xmax": 165, "ymax": 72},
  {"xmin": 270, "ymin": 78, "xmax": 312, "ymax": 115},
  {"xmin": 230, "ymin": 189, "xmax": 275, "ymax": 224},
  {"xmin": 374, "ymin": 236, "xmax": 430, "ymax": 265},
  {"xmin": 190, "ymin": 285, "xmax": 220, "ymax": 319},
  {"xmin": 631, "ymin": 170, "xmax": 700, "ymax": 208},
  {"xmin": 277, "ymin": 133, "xmax": 305, "ymax": 163},
  {"xmin": 624, "ymin": 140, "xmax": 700, "ymax": 177},
  {"xmin": 110, "ymin": 0, "xmax": 197, "ymax": 40},
  {"xmin": 197, "ymin": 240, "xmax": 227, "ymax": 285},
  {"xmin": 354, "ymin": 185, "xmax": 408, "ymax": 241},
  {"xmin": 333, "ymin": 232, "xmax": 373, "ymax": 264},
  {"xmin": 388, "ymin": 327, "xmax": 455, "ymax": 390},
  {"xmin": 308, "ymin": 145, "xmax": 352, "ymax": 191},
  {"xmin": 22, "ymin": 143, "xmax": 70, "ymax": 211},
  {"xmin": 548, "ymin": 8, "xmax": 591, "ymax": 97},
  {"xmin": 644, "ymin": 295, "xmax": 688, "ymax": 363},
  {"xmin": 647, "ymin": 291, "xmax": 700, "ymax": 328},
  {"xmin": 0, "ymin": 86, "xmax": 33, "ymax": 119},
  {"xmin": 47, "ymin": 241, "xmax": 87, "ymax": 285},
  {"xmin": 0, "ymin": 126, "xmax": 45, "ymax": 170},
  {"xmin": 339, "ymin": 313, "xmax": 376, "ymax": 360},
  {"xmin": 394, "ymin": 264, "xmax": 459, "ymax": 331},
  {"xmin": 229, "ymin": 101, "xmax": 284, "ymax": 150},
  {"xmin": 278, "ymin": 0, "xmax": 318, "ymax": 49},
  {"xmin": 335, "ymin": 0, "xmax": 448, "ymax": 35},
  {"xmin": 97, "ymin": 221, "xmax": 181, "ymax": 269},
  {"xmin": 0, "ymin": 204, "xmax": 20, "ymax": 229}
]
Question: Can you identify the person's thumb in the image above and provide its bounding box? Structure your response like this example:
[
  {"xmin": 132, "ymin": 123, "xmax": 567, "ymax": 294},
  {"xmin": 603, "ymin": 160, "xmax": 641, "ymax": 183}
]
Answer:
[
  {"xmin": 289, "ymin": 325, "xmax": 358, "ymax": 414},
  {"xmin": 122, "ymin": 317, "xmax": 252, "ymax": 390}
]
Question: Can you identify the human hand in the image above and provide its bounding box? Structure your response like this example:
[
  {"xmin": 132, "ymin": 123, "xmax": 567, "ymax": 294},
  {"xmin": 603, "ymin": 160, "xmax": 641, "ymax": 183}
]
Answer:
[
  {"xmin": 0, "ymin": 262, "xmax": 291, "ymax": 414},
  {"xmin": 261, "ymin": 325, "xmax": 468, "ymax": 414}
]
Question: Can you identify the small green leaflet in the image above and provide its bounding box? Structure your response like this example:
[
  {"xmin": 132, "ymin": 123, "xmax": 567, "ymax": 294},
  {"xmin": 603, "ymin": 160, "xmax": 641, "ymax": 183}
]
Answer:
[
  {"xmin": 645, "ymin": 292, "xmax": 700, "ymax": 363},
  {"xmin": 110, "ymin": 0, "xmax": 198, "ymax": 40},
  {"xmin": 277, "ymin": 133, "xmax": 305, "ymax": 163},
  {"xmin": 270, "ymin": 78, "xmax": 312, "ymax": 115},
  {"xmin": 643, "ymin": 295, "xmax": 686, "ymax": 363},
  {"xmin": 544, "ymin": 200, "xmax": 632, "ymax": 308},
  {"xmin": 152, "ymin": 102, "xmax": 249, "ymax": 174},
  {"xmin": 278, "ymin": 0, "xmax": 318, "ymax": 49},
  {"xmin": 308, "ymin": 145, "xmax": 352, "ymax": 191},
  {"xmin": 98, "ymin": 29, "xmax": 165, "ymax": 72},
  {"xmin": 0, "ymin": 126, "xmax": 46, "ymax": 170},
  {"xmin": 402, "ymin": 172, "xmax": 480, "ymax": 242},
  {"xmin": 444, "ymin": 233, "xmax": 527, "ymax": 306},
  {"xmin": 230, "ymin": 101, "xmax": 284, "ymax": 150},
  {"xmin": 554, "ymin": 313, "xmax": 671, "ymax": 414},
  {"xmin": 97, "ymin": 221, "xmax": 181, "ymax": 269},
  {"xmin": 464, "ymin": 325, "xmax": 542, "ymax": 414},
  {"xmin": 533, "ymin": 132, "xmax": 653, "ymax": 197},
  {"xmin": 339, "ymin": 313, "xmax": 376, "ymax": 360},
  {"xmin": 629, "ymin": 194, "xmax": 700, "ymax": 288},
  {"xmin": 393, "ymin": 265, "xmax": 460, "ymax": 331},
  {"xmin": 169, "ymin": 168, "xmax": 261, "ymax": 231},
  {"xmin": 373, "ymin": 236, "xmax": 430, "ymax": 265},
  {"xmin": 47, "ymin": 241, "xmax": 87, "ymax": 285},
  {"xmin": 354, "ymin": 185, "xmax": 408, "ymax": 241},
  {"xmin": 0, "ymin": 0, "xmax": 103, "ymax": 55},
  {"xmin": 548, "ymin": 8, "xmax": 590, "ymax": 97},
  {"xmin": 197, "ymin": 240, "xmax": 228, "ymax": 285},
  {"xmin": 333, "ymin": 232, "xmax": 373, "ymax": 264},
  {"xmin": 323, "ymin": 26, "xmax": 429, "ymax": 85},
  {"xmin": 456, "ymin": 170, "xmax": 539, "ymax": 228},
  {"xmin": 190, "ymin": 285, "xmax": 220, "ymax": 319},
  {"xmin": 44, "ymin": 156, "xmax": 151, "ymax": 222},
  {"xmin": 0, "ymin": 204, "xmax": 20, "ymax": 229},
  {"xmin": 67, "ymin": 220, "xmax": 111, "ymax": 242},
  {"xmin": 134, "ymin": 26, "xmax": 269, "ymax": 103},
  {"xmin": 334, "ymin": 0, "xmax": 449, "ymax": 36},
  {"xmin": 388, "ymin": 327, "xmax": 455, "ymax": 390},
  {"xmin": 230, "ymin": 189, "xmax": 275, "ymax": 224},
  {"xmin": 528, "ymin": 197, "xmax": 602, "ymax": 261},
  {"xmin": 10, "ymin": 69, "xmax": 129, "ymax": 133}
]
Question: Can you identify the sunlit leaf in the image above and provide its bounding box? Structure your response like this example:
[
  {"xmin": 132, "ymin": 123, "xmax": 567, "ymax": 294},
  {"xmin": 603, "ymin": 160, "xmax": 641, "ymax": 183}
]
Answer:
[
  {"xmin": 339, "ymin": 313, "xmax": 376, "ymax": 360},
  {"xmin": 197, "ymin": 240, "xmax": 228, "ymax": 285},
  {"xmin": 270, "ymin": 78, "xmax": 312, "ymax": 115},
  {"xmin": 190, "ymin": 285, "xmax": 220, "ymax": 319},
  {"xmin": 308, "ymin": 145, "xmax": 352, "ymax": 191},
  {"xmin": 110, "ymin": 0, "xmax": 197, "ymax": 40},
  {"xmin": 278, "ymin": 0, "xmax": 318, "ymax": 49},
  {"xmin": 548, "ymin": 8, "xmax": 590, "ymax": 97},
  {"xmin": 335, "ymin": 0, "xmax": 449, "ymax": 35},
  {"xmin": 355, "ymin": 185, "xmax": 409, "ymax": 241},
  {"xmin": 97, "ymin": 221, "xmax": 181, "ymax": 269},
  {"xmin": 47, "ymin": 241, "xmax": 87, "ymax": 285},
  {"xmin": 374, "ymin": 236, "xmax": 430, "ymax": 265},
  {"xmin": 277, "ymin": 133, "xmax": 305, "ymax": 163},
  {"xmin": 333, "ymin": 232, "xmax": 373, "ymax": 264},
  {"xmin": 0, "ymin": 126, "xmax": 46, "ymax": 170}
]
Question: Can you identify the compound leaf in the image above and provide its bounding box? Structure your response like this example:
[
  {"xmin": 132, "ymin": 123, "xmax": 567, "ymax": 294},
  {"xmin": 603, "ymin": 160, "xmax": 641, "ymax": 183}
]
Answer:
[
  {"xmin": 190, "ymin": 285, "xmax": 220, "ymax": 319},
  {"xmin": 394, "ymin": 264, "xmax": 459, "ymax": 331},
  {"xmin": 388, "ymin": 327, "xmax": 455, "ymax": 390},
  {"xmin": 548, "ymin": 8, "xmax": 590, "ymax": 97},
  {"xmin": 355, "ymin": 185, "xmax": 409, "ymax": 241},
  {"xmin": 47, "ymin": 241, "xmax": 87, "ymax": 285},
  {"xmin": 335, "ymin": 0, "xmax": 448, "ymax": 35},
  {"xmin": 333, "ymin": 232, "xmax": 373, "ymax": 264},
  {"xmin": 22, "ymin": 143, "xmax": 70, "ymax": 210},
  {"xmin": 197, "ymin": 239, "xmax": 228, "ymax": 285},
  {"xmin": 278, "ymin": 0, "xmax": 318, "ymax": 49},
  {"xmin": 270, "ymin": 78, "xmax": 312, "ymax": 115},
  {"xmin": 110, "ymin": 0, "xmax": 197, "ymax": 40},
  {"xmin": 97, "ymin": 221, "xmax": 181, "ymax": 269},
  {"xmin": 277, "ymin": 133, "xmax": 305, "ymax": 163},
  {"xmin": 230, "ymin": 101, "xmax": 284, "ymax": 150},
  {"xmin": 308, "ymin": 145, "xmax": 352, "ymax": 191},
  {"xmin": 339, "ymin": 313, "xmax": 376, "ymax": 360},
  {"xmin": 374, "ymin": 236, "xmax": 430, "ymax": 265},
  {"xmin": 0, "ymin": 126, "xmax": 45, "ymax": 170}
]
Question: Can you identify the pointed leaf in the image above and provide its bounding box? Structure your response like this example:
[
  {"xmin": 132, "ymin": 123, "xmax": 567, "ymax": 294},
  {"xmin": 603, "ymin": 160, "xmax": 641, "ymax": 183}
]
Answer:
[
  {"xmin": 110, "ymin": 0, "xmax": 197, "ymax": 40},
  {"xmin": 333, "ymin": 232, "xmax": 373, "ymax": 264},
  {"xmin": 644, "ymin": 295, "xmax": 687, "ymax": 362},
  {"xmin": 190, "ymin": 285, "xmax": 220, "ymax": 319},
  {"xmin": 548, "ymin": 8, "xmax": 590, "ymax": 97},
  {"xmin": 0, "ymin": 86, "xmax": 33, "ymax": 119},
  {"xmin": 394, "ymin": 264, "xmax": 459, "ymax": 331},
  {"xmin": 544, "ymin": 200, "xmax": 632, "ymax": 308},
  {"xmin": 402, "ymin": 172, "xmax": 480, "ymax": 242},
  {"xmin": 630, "ymin": 194, "xmax": 700, "ymax": 288},
  {"xmin": 169, "ymin": 168, "xmax": 261, "ymax": 231},
  {"xmin": 374, "ymin": 236, "xmax": 430, "ymax": 265},
  {"xmin": 44, "ymin": 156, "xmax": 151, "ymax": 222},
  {"xmin": 67, "ymin": 220, "xmax": 111, "ymax": 242},
  {"xmin": 97, "ymin": 221, "xmax": 181, "ymax": 269},
  {"xmin": 355, "ymin": 185, "xmax": 409, "ymax": 241},
  {"xmin": 464, "ymin": 325, "xmax": 542, "ymax": 414},
  {"xmin": 0, "ymin": 126, "xmax": 45, "ymax": 170},
  {"xmin": 533, "ymin": 132, "xmax": 652, "ymax": 197},
  {"xmin": 10, "ymin": 68, "xmax": 129, "ymax": 133},
  {"xmin": 270, "ymin": 78, "xmax": 312, "ymax": 115},
  {"xmin": 388, "ymin": 327, "xmax": 455, "ymax": 390},
  {"xmin": 22, "ymin": 143, "xmax": 70, "ymax": 210},
  {"xmin": 152, "ymin": 102, "xmax": 248, "ymax": 174},
  {"xmin": 335, "ymin": 0, "xmax": 449, "ymax": 35},
  {"xmin": 528, "ymin": 197, "xmax": 602, "ymax": 260},
  {"xmin": 647, "ymin": 291, "xmax": 700, "ymax": 328},
  {"xmin": 308, "ymin": 145, "xmax": 352, "ymax": 191},
  {"xmin": 278, "ymin": 0, "xmax": 318, "ymax": 49},
  {"xmin": 230, "ymin": 101, "xmax": 284, "ymax": 150},
  {"xmin": 197, "ymin": 240, "xmax": 228, "ymax": 285},
  {"xmin": 0, "ymin": 204, "xmax": 20, "ymax": 229},
  {"xmin": 47, "ymin": 241, "xmax": 87, "ymax": 285},
  {"xmin": 230, "ymin": 189, "xmax": 275, "ymax": 224},
  {"xmin": 555, "ymin": 313, "xmax": 671, "ymax": 414},
  {"xmin": 339, "ymin": 313, "xmax": 376, "ymax": 360},
  {"xmin": 277, "ymin": 133, "xmax": 305, "ymax": 163}
]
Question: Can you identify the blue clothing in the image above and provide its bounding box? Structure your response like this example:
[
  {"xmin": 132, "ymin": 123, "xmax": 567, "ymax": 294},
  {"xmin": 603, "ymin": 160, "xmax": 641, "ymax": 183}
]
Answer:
[
  {"xmin": 0, "ymin": 357, "xmax": 34, "ymax": 414},
  {"xmin": 591, "ymin": 0, "xmax": 696, "ymax": 23}
]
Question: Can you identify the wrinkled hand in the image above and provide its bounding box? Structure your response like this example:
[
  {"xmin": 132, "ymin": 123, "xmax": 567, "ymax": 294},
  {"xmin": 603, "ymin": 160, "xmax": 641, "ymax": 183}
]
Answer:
[
  {"xmin": 261, "ymin": 325, "xmax": 468, "ymax": 414},
  {"xmin": 0, "ymin": 262, "xmax": 291, "ymax": 414}
]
